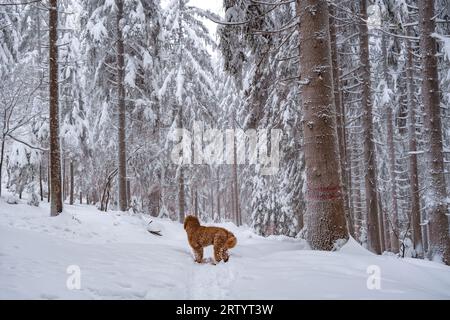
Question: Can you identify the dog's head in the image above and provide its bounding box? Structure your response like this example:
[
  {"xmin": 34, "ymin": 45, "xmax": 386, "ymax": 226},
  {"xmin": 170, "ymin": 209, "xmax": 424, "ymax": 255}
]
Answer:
[{"xmin": 184, "ymin": 215, "xmax": 200, "ymax": 230}]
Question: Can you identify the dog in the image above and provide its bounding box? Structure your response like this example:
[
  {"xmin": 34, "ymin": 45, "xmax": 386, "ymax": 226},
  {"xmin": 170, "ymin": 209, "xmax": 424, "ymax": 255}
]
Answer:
[{"xmin": 183, "ymin": 215, "xmax": 237, "ymax": 264}]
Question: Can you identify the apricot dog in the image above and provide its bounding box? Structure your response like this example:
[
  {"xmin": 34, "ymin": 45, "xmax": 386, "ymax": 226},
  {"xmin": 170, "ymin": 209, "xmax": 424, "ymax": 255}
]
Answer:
[{"xmin": 184, "ymin": 215, "xmax": 237, "ymax": 264}]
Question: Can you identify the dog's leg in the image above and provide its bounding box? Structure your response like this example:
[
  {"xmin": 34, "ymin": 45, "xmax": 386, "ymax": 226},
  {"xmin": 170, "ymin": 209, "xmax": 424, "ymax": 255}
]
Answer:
[
  {"xmin": 222, "ymin": 249, "xmax": 229, "ymax": 263},
  {"xmin": 213, "ymin": 237, "xmax": 225, "ymax": 264},
  {"xmin": 213, "ymin": 246, "xmax": 222, "ymax": 264},
  {"xmin": 193, "ymin": 246, "xmax": 203, "ymax": 263}
]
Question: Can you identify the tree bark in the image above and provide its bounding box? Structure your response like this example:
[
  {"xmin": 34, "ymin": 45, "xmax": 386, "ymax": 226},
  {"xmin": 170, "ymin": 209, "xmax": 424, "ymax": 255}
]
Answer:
[
  {"xmin": 210, "ymin": 177, "xmax": 214, "ymax": 219},
  {"xmin": 126, "ymin": 179, "xmax": 131, "ymax": 208},
  {"xmin": 116, "ymin": 0, "xmax": 128, "ymax": 212},
  {"xmin": 49, "ymin": 0, "xmax": 63, "ymax": 216},
  {"xmin": 359, "ymin": 0, "xmax": 381, "ymax": 254},
  {"xmin": 69, "ymin": 160, "xmax": 74, "ymax": 205},
  {"xmin": 39, "ymin": 160, "xmax": 43, "ymax": 201},
  {"xmin": 329, "ymin": 4, "xmax": 353, "ymax": 238},
  {"xmin": 177, "ymin": 111, "xmax": 185, "ymax": 223},
  {"xmin": 216, "ymin": 168, "xmax": 221, "ymax": 222},
  {"xmin": 0, "ymin": 136, "xmax": 5, "ymax": 197},
  {"xmin": 232, "ymin": 127, "xmax": 241, "ymax": 226},
  {"xmin": 381, "ymin": 33, "xmax": 400, "ymax": 253},
  {"xmin": 194, "ymin": 189, "xmax": 199, "ymax": 217},
  {"xmin": 47, "ymin": 155, "xmax": 50, "ymax": 202},
  {"xmin": 378, "ymin": 197, "xmax": 386, "ymax": 252},
  {"xmin": 62, "ymin": 156, "xmax": 66, "ymax": 200},
  {"xmin": 386, "ymin": 108, "xmax": 400, "ymax": 252},
  {"xmin": 406, "ymin": 40, "xmax": 423, "ymax": 257},
  {"xmin": 418, "ymin": 0, "xmax": 450, "ymax": 264},
  {"xmin": 298, "ymin": 0, "xmax": 348, "ymax": 250}
]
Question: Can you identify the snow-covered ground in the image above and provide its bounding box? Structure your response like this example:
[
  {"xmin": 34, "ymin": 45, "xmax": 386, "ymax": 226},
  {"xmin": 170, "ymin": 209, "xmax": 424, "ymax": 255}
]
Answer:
[{"xmin": 1, "ymin": 197, "xmax": 449, "ymax": 300}]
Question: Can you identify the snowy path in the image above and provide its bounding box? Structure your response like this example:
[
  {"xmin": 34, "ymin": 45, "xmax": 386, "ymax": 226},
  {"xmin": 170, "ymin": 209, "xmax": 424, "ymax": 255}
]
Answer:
[{"xmin": 1, "ymin": 200, "xmax": 450, "ymax": 299}]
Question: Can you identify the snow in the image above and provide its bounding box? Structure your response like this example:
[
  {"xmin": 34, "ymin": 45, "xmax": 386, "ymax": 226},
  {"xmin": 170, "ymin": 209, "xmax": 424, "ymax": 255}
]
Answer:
[
  {"xmin": 124, "ymin": 56, "xmax": 136, "ymax": 88},
  {"xmin": 1, "ymin": 195, "xmax": 450, "ymax": 299},
  {"xmin": 87, "ymin": 20, "xmax": 108, "ymax": 43},
  {"xmin": 176, "ymin": 67, "xmax": 184, "ymax": 105},
  {"xmin": 432, "ymin": 33, "xmax": 450, "ymax": 62}
]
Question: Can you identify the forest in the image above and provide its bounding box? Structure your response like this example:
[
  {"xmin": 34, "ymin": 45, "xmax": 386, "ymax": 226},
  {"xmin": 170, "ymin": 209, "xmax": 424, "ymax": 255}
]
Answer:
[{"xmin": 1, "ymin": 0, "xmax": 450, "ymax": 272}]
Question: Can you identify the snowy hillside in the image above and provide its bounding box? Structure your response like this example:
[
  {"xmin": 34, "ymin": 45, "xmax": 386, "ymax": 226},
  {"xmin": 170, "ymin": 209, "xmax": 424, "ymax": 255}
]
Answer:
[{"xmin": 1, "ymin": 199, "xmax": 449, "ymax": 300}]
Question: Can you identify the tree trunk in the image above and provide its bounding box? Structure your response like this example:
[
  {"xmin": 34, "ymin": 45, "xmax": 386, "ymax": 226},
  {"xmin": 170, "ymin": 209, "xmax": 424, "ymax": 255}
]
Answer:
[
  {"xmin": 231, "ymin": 182, "xmax": 235, "ymax": 223},
  {"xmin": 383, "ymin": 208, "xmax": 391, "ymax": 252},
  {"xmin": 126, "ymin": 179, "xmax": 131, "ymax": 208},
  {"xmin": 116, "ymin": 0, "xmax": 127, "ymax": 212},
  {"xmin": 298, "ymin": 0, "xmax": 349, "ymax": 250},
  {"xmin": 359, "ymin": 0, "xmax": 381, "ymax": 254},
  {"xmin": 232, "ymin": 129, "xmax": 241, "ymax": 226},
  {"xmin": 406, "ymin": 40, "xmax": 423, "ymax": 257},
  {"xmin": 80, "ymin": 191, "xmax": 82, "ymax": 205},
  {"xmin": 216, "ymin": 168, "xmax": 221, "ymax": 222},
  {"xmin": 194, "ymin": 189, "xmax": 199, "ymax": 217},
  {"xmin": 177, "ymin": 117, "xmax": 185, "ymax": 223},
  {"xmin": 62, "ymin": 156, "xmax": 66, "ymax": 200},
  {"xmin": 386, "ymin": 108, "xmax": 400, "ymax": 252},
  {"xmin": 49, "ymin": 0, "xmax": 63, "ymax": 216},
  {"xmin": 378, "ymin": 197, "xmax": 386, "ymax": 253},
  {"xmin": 382, "ymin": 33, "xmax": 400, "ymax": 253},
  {"xmin": 39, "ymin": 160, "xmax": 43, "ymax": 201},
  {"xmin": 210, "ymin": 174, "xmax": 214, "ymax": 218},
  {"xmin": 418, "ymin": 0, "xmax": 450, "ymax": 264},
  {"xmin": 0, "ymin": 137, "xmax": 5, "ymax": 197},
  {"xmin": 329, "ymin": 4, "xmax": 353, "ymax": 238},
  {"xmin": 47, "ymin": 155, "xmax": 50, "ymax": 202},
  {"xmin": 69, "ymin": 160, "xmax": 74, "ymax": 205}
]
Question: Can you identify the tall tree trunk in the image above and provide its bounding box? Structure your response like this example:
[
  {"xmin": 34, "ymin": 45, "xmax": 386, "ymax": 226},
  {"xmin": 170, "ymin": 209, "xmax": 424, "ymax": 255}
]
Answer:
[
  {"xmin": 298, "ymin": 0, "xmax": 348, "ymax": 250},
  {"xmin": 383, "ymin": 208, "xmax": 391, "ymax": 252},
  {"xmin": 47, "ymin": 155, "xmax": 50, "ymax": 202},
  {"xmin": 49, "ymin": 0, "xmax": 63, "ymax": 216},
  {"xmin": 216, "ymin": 168, "xmax": 221, "ymax": 222},
  {"xmin": 359, "ymin": 0, "xmax": 381, "ymax": 254},
  {"xmin": 190, "ymin": 186, "xmax": 195, "ymax": 213},
  {"xmin": 351, "ymin": 133, "xmax": 363, "ymax": 241},
  {"xmin": 126, "ymin": 179, "xmax": 131, "ymax": 208},
  {"xmin": 62, "ymin": 156, "xmax": 66, "ymax": 200},
  {"xmin": 177, "ymin": 112, "xmax": 185, "ymax": 223},
  {"xmin": 0, "ymin": 136, "xmax": 5, "ymax": 197},
  {"xmin": 231, "ymin": 182, "xmax": 235, "ymax": 223},
  {"xmin": 386, "ymin": 108, "xmax": 400, "ymax": 252},
  {"xmin": 69, "ymin": 160, "xmax": 74, "ymax": 205},
  {"xmin": 418, "ymin": 0, "xmax": 450, "ymax": 264},
  {"xmin": 329, "ymin": 4, "xmax": 353, "ymax": 238},
  {"xmin": 176, "ymin": 0, "xmax": 185, "ymax": 223},
  {"xmin": 39, "ymin": 160, "xmax": 43, "ymax": 201},
  {"xmin": 194, "ymin": 190, "xmax": 199, "ymax": 217},
  {"xmin": 382, "ymin": 33, "xmax": 400, "ymax": 253},
  {"xmin": 116, "ymin": 0, "xmax": 127, "ymax": 212},
  {"xmin": 406, "ymin": 40, "xmax": 423, "ymax": 257},
  {"xmin": 232, "ymin": 127, "xmax": 241, "ymax": 226},
  {"xmin": 378, "ymin": 197, "xmax": 386, "ymax": 252},
  {"xmin": 210, "ymin": 176, "xmax": 214, "ymax": 218}
]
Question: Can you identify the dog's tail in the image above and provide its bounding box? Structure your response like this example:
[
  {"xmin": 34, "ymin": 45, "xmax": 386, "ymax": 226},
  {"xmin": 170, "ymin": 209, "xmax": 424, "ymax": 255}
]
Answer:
[{"xmin": 226, "ymin": 233, "xmax": 237, "ymax": 249}]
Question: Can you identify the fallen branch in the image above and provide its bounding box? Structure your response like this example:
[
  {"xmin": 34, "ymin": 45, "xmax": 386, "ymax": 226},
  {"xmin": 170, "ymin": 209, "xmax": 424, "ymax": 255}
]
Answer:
[{"xmin": 147, "ymin": 229, "xmax": 162, "ymax": 237}]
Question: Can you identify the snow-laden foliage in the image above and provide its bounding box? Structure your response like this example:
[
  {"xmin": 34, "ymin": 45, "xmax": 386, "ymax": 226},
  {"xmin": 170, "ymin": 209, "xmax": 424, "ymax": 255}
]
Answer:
[{"xmin": 218, "ymin": 0, "xmax": 304, "ymax": 236}]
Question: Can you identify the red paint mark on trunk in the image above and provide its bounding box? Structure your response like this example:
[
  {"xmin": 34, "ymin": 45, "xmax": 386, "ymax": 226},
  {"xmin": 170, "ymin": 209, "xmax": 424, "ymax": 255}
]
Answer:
[{"xmin": 307, "ymin": 185, "xmax": 342, "ymax": 201}]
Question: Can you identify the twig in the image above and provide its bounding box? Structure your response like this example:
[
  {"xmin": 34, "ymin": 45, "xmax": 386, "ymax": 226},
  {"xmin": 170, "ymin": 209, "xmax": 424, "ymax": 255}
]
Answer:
[{"xmin": 147, "ymin": 229, "xmax": 162, "ymax": 237}]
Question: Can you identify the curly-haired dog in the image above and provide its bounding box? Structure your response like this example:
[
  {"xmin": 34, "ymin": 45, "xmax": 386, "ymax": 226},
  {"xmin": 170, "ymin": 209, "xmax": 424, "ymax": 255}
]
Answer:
[{"xmin": 184, "ymin": 215, "xmax": 237, "ymax": 264}]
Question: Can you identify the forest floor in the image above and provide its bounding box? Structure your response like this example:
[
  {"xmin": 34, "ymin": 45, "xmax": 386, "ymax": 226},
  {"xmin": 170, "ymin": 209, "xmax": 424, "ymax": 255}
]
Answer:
[{"xmin": 0, "ymin": 195, "xmax": 449, "ymax": 299}]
